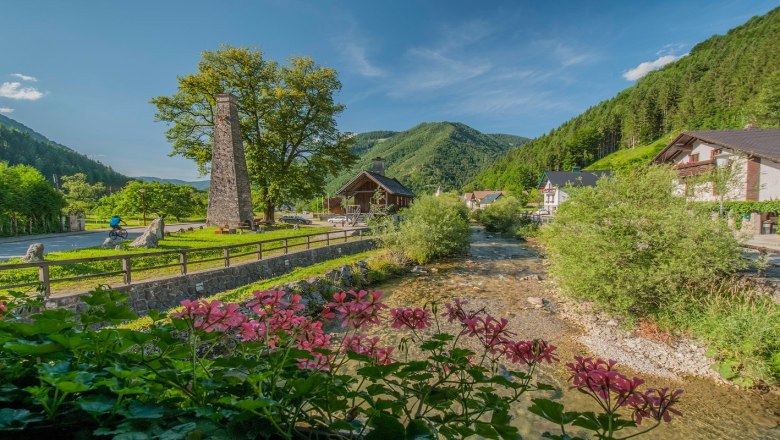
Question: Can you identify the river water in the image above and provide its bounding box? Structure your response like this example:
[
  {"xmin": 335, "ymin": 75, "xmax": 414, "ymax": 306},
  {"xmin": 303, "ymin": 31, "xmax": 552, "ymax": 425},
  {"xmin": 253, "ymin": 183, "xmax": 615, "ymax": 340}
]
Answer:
[{"xmin": 365, "ymin": 227, "xmax": 780, "ymax": 439}]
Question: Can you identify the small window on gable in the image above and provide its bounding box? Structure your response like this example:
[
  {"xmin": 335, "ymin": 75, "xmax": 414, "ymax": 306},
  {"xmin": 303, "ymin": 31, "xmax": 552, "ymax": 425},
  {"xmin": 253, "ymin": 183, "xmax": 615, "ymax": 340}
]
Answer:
[
  {"xmin": 689, "ymin": 153, "xmax": 699, "ymax": 164},
  {"xmin": 710, "ymin": 149, "xmax": 722, "ymax": 159}
]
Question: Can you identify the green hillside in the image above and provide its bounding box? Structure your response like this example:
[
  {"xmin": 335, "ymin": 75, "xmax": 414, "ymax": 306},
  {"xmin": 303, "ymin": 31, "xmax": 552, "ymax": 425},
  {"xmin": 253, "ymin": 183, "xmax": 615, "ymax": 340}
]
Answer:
[
  {"xmin": 136, "ymin": 176, "xmax": 210, "ymax": 190},
  {"xmin": 473, "ymin": 6, "xmax": 780, "ymax": 191},
  {"xmin": 0, "ymin": 114, "xmax": 129, "ymax": 188},
  {"xmin": 327, "ymin": 122, "xmax": 525, "ymax": 195}
]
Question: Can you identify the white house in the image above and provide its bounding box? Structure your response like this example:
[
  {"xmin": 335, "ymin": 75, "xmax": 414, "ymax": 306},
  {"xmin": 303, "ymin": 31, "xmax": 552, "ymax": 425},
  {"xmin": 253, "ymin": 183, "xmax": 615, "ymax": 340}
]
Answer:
[
  {"xmin": 463, "ymin": 190, "xmax": 504, "ymax": 210},
  {"xmin": 538, "ymin": 169, "xmax": 611, "ymax": 213},
  {"xmin": 651, "ymin": 128, "xmax": 780, "ymax": 202}
]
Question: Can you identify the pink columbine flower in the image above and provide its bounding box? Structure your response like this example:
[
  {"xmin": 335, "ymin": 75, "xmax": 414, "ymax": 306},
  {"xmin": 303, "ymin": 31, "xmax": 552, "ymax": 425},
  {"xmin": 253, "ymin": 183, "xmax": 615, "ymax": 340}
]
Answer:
[{"xmin": 390, "ymin": 307, "xmax": 432, "ymax": 330}]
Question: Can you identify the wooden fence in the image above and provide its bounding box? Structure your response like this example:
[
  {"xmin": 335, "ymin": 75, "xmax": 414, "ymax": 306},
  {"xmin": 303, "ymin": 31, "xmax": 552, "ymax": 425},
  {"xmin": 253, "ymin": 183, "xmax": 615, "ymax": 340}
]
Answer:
[{"xmin": 0, "ymin": 228, "xmax": 371, "ymax": 295}]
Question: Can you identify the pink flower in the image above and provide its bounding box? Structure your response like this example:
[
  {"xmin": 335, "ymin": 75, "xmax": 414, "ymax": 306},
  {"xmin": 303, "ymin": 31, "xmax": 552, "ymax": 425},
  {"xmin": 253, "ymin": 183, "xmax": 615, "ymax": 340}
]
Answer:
[
  {"xmin": 343, "ymin": 334, "xmax": 394, "ymax": 365},
  {"xmin": 0, "ymin": 300, "xmax": 6, "ymax": 319},
  {"xmin": 503, "ymin": 339, "xmax": 558, "ymax": 366},
  {"xmin": 629, "ymin": 388, "xmax": 684, "ymax": 424},
  {"xmin": 390, "ymin": 307, "xmax": 432, "ymax": 330},
  {"xmin": 325, "ymin": 290, "xmax": 388, "ymax": 330}
]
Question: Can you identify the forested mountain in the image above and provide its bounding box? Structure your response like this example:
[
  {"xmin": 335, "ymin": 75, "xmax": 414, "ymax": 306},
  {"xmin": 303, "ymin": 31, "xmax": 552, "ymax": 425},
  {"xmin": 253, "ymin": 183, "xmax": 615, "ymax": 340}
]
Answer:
[
  {"xmin": 327, "ymin": 122, "xmax": 525, "ymax": 195},
  {"xmin": 0, "ymin": 114, "xmax": 129, "ymax": 189},
  {"xmin": 473, "ymin": 6, "xmax": 780, "ymax": 192},
  {"xmin": 136, "ymin": 176, "xmax": 210, "ymax": 190}
]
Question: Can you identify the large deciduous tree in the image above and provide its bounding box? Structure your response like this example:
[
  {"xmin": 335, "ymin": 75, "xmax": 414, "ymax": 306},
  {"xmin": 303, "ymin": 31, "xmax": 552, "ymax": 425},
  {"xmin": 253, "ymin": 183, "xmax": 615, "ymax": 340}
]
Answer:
[{"xmin": 151, "ymin": 46, "xmax": 356, "ymax": 221}]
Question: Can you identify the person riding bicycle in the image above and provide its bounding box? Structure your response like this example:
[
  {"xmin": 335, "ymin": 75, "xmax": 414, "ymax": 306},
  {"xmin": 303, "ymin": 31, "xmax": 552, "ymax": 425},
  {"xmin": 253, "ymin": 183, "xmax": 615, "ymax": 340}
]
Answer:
[{"xmin": 109, "ymin": 215, "xmax": 126, "ymax": 231}]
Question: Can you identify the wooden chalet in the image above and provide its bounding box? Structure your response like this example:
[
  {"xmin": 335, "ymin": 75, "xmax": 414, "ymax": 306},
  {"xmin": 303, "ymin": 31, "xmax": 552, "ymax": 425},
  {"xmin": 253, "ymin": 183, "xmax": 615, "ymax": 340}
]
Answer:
[{"xmin": 336, "ymin": 158, "xmax": 416, "ymax": 215}]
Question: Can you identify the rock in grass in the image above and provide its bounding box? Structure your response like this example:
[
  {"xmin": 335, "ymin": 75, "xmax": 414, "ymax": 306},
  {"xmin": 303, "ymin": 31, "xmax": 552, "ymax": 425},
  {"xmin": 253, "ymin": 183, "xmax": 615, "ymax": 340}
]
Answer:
[
  {"xmin": 23, "ymin": 243, "xmax": 44, "ymax": 262},
  {"xmin": 102, "ymin": 236, "xmax": 124, "ymax": 249}
]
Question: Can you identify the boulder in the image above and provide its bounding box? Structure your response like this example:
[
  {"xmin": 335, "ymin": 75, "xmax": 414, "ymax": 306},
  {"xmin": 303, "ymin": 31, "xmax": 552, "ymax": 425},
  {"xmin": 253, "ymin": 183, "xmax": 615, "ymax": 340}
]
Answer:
[
  {"xmin": 130, "ymin": 230, "xmax": 159, "ymax": 248},
  {"xmin": 102, "ymin": 236, "xmax": 124, "ymax": 249},
  {"xmin": 154, "ymin": 217, "xmax": 165, "ymax": 240},
  {"xmin": 23, "ymin": 243, "xmax": 44, "ymax": 262}
]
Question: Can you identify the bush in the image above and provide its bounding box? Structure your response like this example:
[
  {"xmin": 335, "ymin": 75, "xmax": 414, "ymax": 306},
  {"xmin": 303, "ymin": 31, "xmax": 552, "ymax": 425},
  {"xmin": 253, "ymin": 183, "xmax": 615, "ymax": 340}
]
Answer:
[
  {"xmin": 479, "ymin": 196, "xmax": 522, "ymax": 234},
  {"xmin": 542, "ymin": 166, "xmax": 746, "ymax": 316},
  {"xmin": 376, "ymin": 194, "xmax": 470, "ymax": 264}
]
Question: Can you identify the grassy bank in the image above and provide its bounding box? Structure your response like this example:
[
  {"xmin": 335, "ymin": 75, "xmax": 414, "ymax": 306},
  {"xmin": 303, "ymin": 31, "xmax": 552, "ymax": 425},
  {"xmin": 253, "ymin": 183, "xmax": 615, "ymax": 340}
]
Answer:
[
  {"xmin": 121, "ymin": 249, "xmax": 404, "ymax": 330},
  {"xmin": 0, "ymin": 226, "xmax": 335, "ymax": 294}
]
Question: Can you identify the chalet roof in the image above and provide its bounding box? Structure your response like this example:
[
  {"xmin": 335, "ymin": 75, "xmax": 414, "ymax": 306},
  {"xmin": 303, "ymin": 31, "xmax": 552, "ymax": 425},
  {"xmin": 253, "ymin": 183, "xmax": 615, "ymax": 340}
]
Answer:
[
  {"xmin": 539, "ymin": 170, "xmax": 611, "ymax": 189},
  {"xmin": 479, "ymin": 193, "xmax": 502, "ymax": 204},
  {"xmin": 652, "ymin": 129, "xmax": 780, "ymax": 164},
  {"xmin": 464, "ymin": 190, "xmax": 503, "ymax": 201},
  {"xmin": 337, "ymin": 170, "xmax": 416, "ymax": 197}
]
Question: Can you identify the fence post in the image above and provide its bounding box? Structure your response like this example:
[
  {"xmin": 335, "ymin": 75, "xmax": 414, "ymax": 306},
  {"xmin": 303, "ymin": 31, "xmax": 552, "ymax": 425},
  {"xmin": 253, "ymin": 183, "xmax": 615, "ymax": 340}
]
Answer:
[
  {"xmin": 326, "ymin": 232, "xmax": 330, "ymax": 247},
  {"xmin": 284, "ymin": 239, "xmax": 288, "ymax": 254},
  {"xmin": 223, "ymin": 248, "xmax": 230, "ymax": 267},
  {"xmin": 180, "ymin": 252, "xmax": 187, "ymax": 275},
  {"xmin": 257, "ymin": 243, "xmax": 263, "ymax": 260},
  {"xmin": 38, "ymin": 265, "xmax": 51, "ymax": 295},
  {"xmin": 359, "ymin": 229, "xmax": 363, "ymax": 240},
  {"xmin": 344, "ymin": 229, "xmax": 348, "ymax": 243},
  {"xmin": 122, "ymin": 257, "xmax": 131, "ymax": 285},
  {"xmin": 306, "ymin": 235, "xmax": 310, "ymax": 249}
]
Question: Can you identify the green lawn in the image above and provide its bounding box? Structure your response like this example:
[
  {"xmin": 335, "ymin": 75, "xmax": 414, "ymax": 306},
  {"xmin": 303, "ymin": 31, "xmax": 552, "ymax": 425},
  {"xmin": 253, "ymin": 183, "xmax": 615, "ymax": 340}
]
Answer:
[
  {"xmin": 120, "ymin": 250, "xmax": 381, "ymax": 330},
  {"xmin": 0, "ymin": 226, "xmax": 343, "ymax": 295},
  {"xmin": 84, "ymin": 215, "xmax": 206, "ymax": 230}
]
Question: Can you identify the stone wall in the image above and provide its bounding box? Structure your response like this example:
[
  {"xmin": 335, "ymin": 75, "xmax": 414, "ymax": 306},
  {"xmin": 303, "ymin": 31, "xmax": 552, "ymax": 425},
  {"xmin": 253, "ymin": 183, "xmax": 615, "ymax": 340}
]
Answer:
[{"xmin": 48, "ymin": 239, "xmax": 375, "ymax": 314}]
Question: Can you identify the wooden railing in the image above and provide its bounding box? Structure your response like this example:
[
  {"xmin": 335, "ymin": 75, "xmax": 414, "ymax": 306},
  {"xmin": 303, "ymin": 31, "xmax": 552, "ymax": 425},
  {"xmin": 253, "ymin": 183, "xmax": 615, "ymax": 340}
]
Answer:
[{"xmin": 0, "ymin": 228, "xmax": 371, "ymax": 295}]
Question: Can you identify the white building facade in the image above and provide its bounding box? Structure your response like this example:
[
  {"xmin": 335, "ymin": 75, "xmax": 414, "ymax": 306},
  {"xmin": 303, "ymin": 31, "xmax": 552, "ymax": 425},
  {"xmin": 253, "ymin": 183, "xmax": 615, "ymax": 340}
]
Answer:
[{"xmin": 538, "ymin": 170, "xmax": 611, "ymax": 212}]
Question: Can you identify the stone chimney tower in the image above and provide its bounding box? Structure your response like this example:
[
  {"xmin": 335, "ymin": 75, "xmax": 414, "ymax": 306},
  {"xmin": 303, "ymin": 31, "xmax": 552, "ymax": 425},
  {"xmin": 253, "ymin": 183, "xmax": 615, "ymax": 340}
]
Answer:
[
  {"xmin": 207, "ymin": 93, "xmax": 255, "ymax": 228},
  {"xmin": 371, "ymin": 157, "xmax": 385, "ymax": 176}
]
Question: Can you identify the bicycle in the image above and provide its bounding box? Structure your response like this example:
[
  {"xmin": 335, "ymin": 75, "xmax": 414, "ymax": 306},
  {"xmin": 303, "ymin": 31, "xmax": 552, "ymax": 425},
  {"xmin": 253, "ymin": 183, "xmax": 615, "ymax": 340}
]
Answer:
[{"xmin": 109, "ymin": 228, "xmax": 128, "ymax": 240}]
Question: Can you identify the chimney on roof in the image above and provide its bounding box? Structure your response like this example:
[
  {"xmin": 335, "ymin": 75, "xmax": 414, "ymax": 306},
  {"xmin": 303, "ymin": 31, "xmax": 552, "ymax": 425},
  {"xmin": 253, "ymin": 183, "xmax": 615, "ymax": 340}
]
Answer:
[{"xmin": 371, "ymin": 157, "xmax": 385, "ymax": 176}]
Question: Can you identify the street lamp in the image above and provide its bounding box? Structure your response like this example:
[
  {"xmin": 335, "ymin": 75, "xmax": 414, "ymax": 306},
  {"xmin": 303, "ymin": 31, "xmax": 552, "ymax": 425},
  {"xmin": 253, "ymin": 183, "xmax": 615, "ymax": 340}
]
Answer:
[{"xmin": 139, "ymin": 188, "xmax": 147, "ymax": 226}]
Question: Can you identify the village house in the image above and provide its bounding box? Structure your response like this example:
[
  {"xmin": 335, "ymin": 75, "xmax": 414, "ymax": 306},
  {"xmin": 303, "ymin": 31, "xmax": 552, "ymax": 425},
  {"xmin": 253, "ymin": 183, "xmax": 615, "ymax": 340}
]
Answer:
[
  {"xmin": 538, "ymin": 169, "xmax": 611, "ymax": 213},
  {"xmin": 336, "ymin": 157, "xmax": 416, "ymax": 218},
  {"xmin": 651, "ymin": 128, "xmax": 780, "ymax": 202},
  {"xmin": 462, "ymin": 190, "xmax": 504, "ymax": 209}
]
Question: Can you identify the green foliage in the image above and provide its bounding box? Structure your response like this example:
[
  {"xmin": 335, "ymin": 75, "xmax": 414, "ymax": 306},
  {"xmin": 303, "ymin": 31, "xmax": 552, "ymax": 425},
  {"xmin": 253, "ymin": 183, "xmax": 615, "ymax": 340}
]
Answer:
[
  {"xmin": 376, "ymin": 194, "xmax": 470, "ymax": 264},
  {"xmin": 657, "ymin": 280, "xmax": 780, "ymax": 384},
  {"xmin": 479, "ymin": 196, "xmax": 522, "ymax": 234},
  {"xmin": 584, "ymin": 138, "xmax": 668, "ymax": 172},
  {"xmin": 60, "ymin": 173, "xmax": 106, "ymax": 216},
  {"xmin": 95, "ymin": 180, "xmax": 205, "ymax": 221},
  {"xmin": 542, "ymin": 166, "xmax": 746, "ymax": 315},
  {"xmin": 474, "ymin": 7, "xmax": 780, "ymax": 188},
  {"xmin": 0, "ymin": 115, "xmax": 128, "ymax": 189},
  {"xmin": 327, "ymin": 122, "xmax": 523, "ymax": 195},
  {"xmin": 151, "ymin": 45, "xmax": 356, "ymax": 220},
  {"xmin": 0, "ymin": 162, "xmax": 65, "ymax": 237}
]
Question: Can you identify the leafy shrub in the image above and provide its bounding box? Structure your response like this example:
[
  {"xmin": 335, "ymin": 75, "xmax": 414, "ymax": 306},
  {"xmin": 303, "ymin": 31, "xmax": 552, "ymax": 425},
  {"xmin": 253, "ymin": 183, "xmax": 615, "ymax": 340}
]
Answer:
[
  {"xmin": 376, "ymin": 194, "xmax": 470, "ymax": 264},
  {"xmin": 542, "ymin": 166, "xmax": 746, "ymax": 316},
  {"xmin": 479, "ymin": 196, "xmax": 522, "ymax": 234},
  {"xmin": 0, "ymin": 287, "xmax": 683, "ymax": 439}
]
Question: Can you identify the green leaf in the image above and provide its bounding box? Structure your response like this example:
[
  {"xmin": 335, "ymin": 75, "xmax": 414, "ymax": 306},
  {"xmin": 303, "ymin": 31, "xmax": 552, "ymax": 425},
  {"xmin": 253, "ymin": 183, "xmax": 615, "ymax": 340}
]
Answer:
[
  {"xmin": 158, "ymin": 422, "xmax": 199, "ymax": 440},
  {"xmin": 0, "ymin": 408, "xmax": 44, "ymax": 430},
  {"xmin": 365, "ymin": 412, "xmax": 405, "ymax": 440},
  {"xmin": 55, "ymin": 381, "xmax": 90, "ymax": 393},
  {"xmin": 406, "ymin": 419, "xmax": 436, "ymax": 439},
  {"xmin": 77, "ymin": 395, "xmax": 117, "ymax": 414},
  {"xmin": 3, "ymin": 340, "xmax": 62, "ymax": 355},
  {"xmin": 119, "ymin": 401, "xmax": 166, "ymax": 420},
  {"xmin": 474, "ymin": 422, "xmax": 499, "ymax": 439}
]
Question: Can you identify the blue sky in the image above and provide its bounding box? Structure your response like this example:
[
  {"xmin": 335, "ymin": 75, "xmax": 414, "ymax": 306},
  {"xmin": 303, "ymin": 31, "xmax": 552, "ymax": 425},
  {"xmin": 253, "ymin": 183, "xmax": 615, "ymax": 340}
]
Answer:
[{"xmin": 1, "ymin": 0, "xmax": 778, "ymax": 180}]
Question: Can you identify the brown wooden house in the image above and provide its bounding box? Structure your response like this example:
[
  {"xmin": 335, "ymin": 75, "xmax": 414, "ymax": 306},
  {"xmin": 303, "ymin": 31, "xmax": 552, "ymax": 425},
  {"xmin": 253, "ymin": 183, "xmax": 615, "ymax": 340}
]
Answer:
[{"xmin": 336, "ymin": 158, "xmax": 416, "ymax": 214}]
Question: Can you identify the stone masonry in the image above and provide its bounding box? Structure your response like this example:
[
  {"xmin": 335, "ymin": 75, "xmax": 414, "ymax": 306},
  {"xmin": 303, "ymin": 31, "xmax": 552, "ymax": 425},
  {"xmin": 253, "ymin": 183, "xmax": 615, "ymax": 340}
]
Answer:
[
  {"xmin": 47, "ymin": 239, "xmax": 375, "ymax": 315},
  {"xmin": 207, "ymin": 93, "xmax": 255, "ymax": 228}
]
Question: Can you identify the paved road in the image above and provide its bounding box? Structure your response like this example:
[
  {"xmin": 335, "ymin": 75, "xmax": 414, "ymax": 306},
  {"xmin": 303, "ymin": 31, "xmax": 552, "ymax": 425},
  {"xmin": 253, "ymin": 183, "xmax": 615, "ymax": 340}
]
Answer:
[{"xmin": 0, "ymin": 223, "xmax": 205, "ymax": 261}]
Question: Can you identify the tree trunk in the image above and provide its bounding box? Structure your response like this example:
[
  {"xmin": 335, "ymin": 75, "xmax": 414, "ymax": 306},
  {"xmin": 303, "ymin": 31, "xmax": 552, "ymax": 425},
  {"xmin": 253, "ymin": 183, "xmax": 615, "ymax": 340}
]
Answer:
[{"xmin": 264, "ymin": 202, "xmax": 275, "ymax": 223}]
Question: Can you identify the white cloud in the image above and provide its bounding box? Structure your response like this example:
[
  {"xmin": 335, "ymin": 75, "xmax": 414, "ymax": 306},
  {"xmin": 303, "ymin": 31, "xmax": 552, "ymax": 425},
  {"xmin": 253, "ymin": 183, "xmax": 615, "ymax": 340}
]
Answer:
[
  {"xmin": 340, "ymin": 42, "xmax": 386, "ymax": 77},
  {"xmin": 623, "ymin": 54, "xmax": 687, "ymax": 81},
  {"xmin": 0, "ymin": 82, "xmax": 45, "ymax": 100},
  {"xmin": 0, "ymin": 107, "xmax": 14, "ymax": 113},
  {"xmin": 10, "ymin": 73, "xmax": 37, "ymax": 82}
]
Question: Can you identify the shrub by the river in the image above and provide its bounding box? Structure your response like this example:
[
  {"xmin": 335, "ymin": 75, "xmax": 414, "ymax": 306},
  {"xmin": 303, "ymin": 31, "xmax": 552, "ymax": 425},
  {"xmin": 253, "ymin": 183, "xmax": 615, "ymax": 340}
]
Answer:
[
  {"xmin": 480, "ymin": 196, "xmax": 521, "ymax": 234},
  {"xmin": 376, "ymin": 194, "xmax": 470, "ymax": 264},
  {"xmin": 542, "ymin": 166, "xmax": 745, "ymax": 316},
  {"xmin": 0, "ymin": 287, "xmax": 683, "ymax": 439}
]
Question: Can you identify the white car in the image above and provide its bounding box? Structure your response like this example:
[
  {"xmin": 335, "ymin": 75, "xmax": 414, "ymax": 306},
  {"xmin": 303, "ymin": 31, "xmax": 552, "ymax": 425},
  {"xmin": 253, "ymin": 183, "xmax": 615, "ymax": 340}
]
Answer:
[
  {"xmin": 534, "ymin": 209, "xmax": 550, "ymax": 216},
  {"xmin": 328, "ymin": 216, "xmax": 347, "ymax": 223}
]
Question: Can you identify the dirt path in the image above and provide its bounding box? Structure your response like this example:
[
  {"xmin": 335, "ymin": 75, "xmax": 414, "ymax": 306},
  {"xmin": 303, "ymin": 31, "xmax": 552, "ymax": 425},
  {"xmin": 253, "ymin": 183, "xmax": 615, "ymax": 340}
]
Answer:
[{"xmin": 368, "ymin": 226, "xmax": 780, "ymax": 439}]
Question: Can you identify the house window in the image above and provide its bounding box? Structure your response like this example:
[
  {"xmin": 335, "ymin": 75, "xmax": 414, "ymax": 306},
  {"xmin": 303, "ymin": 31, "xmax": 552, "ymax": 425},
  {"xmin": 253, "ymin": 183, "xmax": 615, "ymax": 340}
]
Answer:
[
  {"xmin": 688, "ymin": 153, "xmax": 699, "ymax": 164},
  {"xmin": 710, "ymin": 148, "xmax": 722, "ymax": 159}
]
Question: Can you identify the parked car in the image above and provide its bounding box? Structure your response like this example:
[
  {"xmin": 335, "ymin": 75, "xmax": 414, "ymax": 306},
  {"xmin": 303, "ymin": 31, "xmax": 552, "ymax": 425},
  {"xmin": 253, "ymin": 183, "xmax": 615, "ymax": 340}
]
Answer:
[
  {"xmin": 279, "ymin": 215, "xmax": 312, "ymax": 225},
  {"xmin": 328, "ymin": 216, "xmax": 347, "ymax": 224},
  {"xmin": 534, "ymin": 209, "xmax": 550, "ymax": 216}
]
